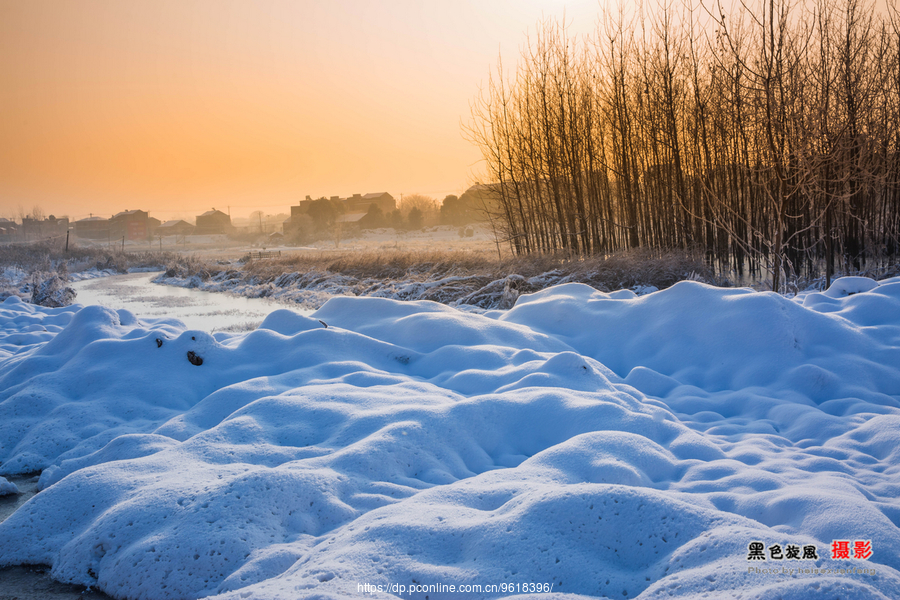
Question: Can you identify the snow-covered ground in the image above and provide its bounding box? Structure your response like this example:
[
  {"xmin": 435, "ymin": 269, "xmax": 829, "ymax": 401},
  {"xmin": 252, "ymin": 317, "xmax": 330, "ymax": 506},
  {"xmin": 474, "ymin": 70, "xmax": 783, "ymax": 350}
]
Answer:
[
  {"xmin": 154, "ymin": 262, "xmax": 666, "ymax": 313},
  {"xmin": 1, "ymin": 277, "xmax": 898, "ymax": 599},
  {"xmin": 154, "ymin": 267, "xmax": 558, "ymax": 313}
]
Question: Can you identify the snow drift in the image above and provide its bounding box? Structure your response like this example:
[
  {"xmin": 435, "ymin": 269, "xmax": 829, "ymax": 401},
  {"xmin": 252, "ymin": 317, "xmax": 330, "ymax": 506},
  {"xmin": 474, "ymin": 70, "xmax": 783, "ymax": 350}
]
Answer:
[{"xmin": 0, "ymin": 278, "xmax": 898, "ymax": 599}]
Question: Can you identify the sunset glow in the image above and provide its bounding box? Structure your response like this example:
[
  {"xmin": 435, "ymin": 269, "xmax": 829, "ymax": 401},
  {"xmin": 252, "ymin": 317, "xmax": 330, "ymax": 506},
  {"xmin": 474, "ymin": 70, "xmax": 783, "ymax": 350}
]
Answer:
[{"xmin": 0, "ymin": 0, "xmax": 596, "ymax": 221}]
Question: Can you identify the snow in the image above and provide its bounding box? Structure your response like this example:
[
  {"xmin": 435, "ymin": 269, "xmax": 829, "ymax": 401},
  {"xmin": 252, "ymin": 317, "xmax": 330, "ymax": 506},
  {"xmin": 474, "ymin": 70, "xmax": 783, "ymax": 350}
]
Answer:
[
  {"xmin": 0, "ymin": 277, "xmax": 898, "ymax": 599},
  {"xmin": 155, "ymin": 269, "xmax": 664, "ymax": 313},
  {"xmin": 0, "ymin": 476, "xmax": 18, "ymax": 496}
]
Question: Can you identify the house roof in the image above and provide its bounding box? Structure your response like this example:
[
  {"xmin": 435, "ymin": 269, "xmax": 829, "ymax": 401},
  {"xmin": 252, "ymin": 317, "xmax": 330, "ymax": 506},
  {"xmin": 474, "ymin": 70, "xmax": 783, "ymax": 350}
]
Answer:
[
  {"xmin": 337, "ymin": 212, "xmax": 367, "ymax": 223},
  {"xmin": 112, "ymin": 209, "xmax": 145, "ymax": 219},
  {"xmin": 77, "ymin": 216, "xmax": 108, "ymax": 222},
  {"xmin": 462, "ymin": 183, "xmax": 498, "ymax": 194},
  {"xmin": 198, "ymin": 210, "xmax": 227, "ymax": 218},
  {"xmin": 362, "ymin": 192, "xmax": 391, "ymax": 200},
  {"xmin": 158, "ymin": 219, "xmax": 193, "ymax": 229}
]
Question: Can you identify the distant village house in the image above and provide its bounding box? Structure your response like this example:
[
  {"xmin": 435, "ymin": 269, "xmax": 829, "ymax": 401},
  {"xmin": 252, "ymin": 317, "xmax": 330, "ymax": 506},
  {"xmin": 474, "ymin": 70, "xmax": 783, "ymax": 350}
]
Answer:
[
  {"xmin": 284, "ymin": 192, "xmax": 396, "ymax": 235},
  {"xmin": 157, "ymin": 220, "xmax": 195, "ymax": 237},
  {"xmin": 0, "ymin": 218, "xmax": 19, "ymax": 240},
  {"xmin": 74, "ymin": 216, "xmax": 109, "ymax": 240},
  {"xmin": 22, "ymin": 215, "xmax": 69, "ymax": 240},
  {"xmin": 195, "ymin": 209, "xmax": 233, "ymax": 234},
  {"xmin": 347, "ymin": 192, "xmax": 395, "ymax": 214},
  {"xmin": 109, "ymin": 209, "xmax": 159, "ymax": 241}
]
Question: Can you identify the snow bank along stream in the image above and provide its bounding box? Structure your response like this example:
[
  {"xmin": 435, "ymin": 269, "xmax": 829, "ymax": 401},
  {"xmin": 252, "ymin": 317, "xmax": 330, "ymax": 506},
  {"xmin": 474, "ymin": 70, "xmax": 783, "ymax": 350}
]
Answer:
[{"xmin": 1, "ymin": 277, "xmax": 899, "ymax": 599}]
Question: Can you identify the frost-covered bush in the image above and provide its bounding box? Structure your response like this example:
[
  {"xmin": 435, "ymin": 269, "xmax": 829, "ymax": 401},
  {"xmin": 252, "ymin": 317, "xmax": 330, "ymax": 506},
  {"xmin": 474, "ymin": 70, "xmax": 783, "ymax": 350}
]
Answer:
[
  {"xmin": 30, "ymin": 271, "xmax": 76, "ymax": 307},
  {"xmin": 0, "ymin": 240, "xmax": 178, "ymax": 305},
  {"xmin": 155, "ymin": 248, "xmax": 721, "ymax": 310}
]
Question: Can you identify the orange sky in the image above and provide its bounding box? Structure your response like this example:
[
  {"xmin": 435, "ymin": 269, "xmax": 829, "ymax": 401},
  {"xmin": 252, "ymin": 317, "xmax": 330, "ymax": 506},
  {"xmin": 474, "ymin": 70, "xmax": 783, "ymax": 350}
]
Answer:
[{"xmin": 0, "ymin": 0, "xmax": 596, "ymax": 221}]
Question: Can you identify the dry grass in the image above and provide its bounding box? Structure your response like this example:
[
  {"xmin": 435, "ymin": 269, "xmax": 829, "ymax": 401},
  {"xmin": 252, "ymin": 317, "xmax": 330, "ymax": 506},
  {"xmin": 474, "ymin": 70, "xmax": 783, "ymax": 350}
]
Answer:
[
  {"xmin": 238, "ymin": 247, "xmax": 717, "ymax": 291},
  {"xmin": 0, "ymin": 240, "xmax": 179, "ymax": 274},
  {"xmin": 1, "ymin": 240, "xmax": 721, "ymax": 309},
  {"xmin": 246, "ymin": 249, "xmax": 502, "ymax": 281},
  {"xmin": 157, "ymin": 247, "xmax": 720, "ymax": 310}
]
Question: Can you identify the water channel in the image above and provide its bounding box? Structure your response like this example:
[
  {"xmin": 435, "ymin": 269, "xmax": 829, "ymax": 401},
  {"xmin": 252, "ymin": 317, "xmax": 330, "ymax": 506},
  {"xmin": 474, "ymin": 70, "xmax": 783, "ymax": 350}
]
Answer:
[{"xmin": 69, "ymin": 272, "xmax": 310, "ymax": 332}]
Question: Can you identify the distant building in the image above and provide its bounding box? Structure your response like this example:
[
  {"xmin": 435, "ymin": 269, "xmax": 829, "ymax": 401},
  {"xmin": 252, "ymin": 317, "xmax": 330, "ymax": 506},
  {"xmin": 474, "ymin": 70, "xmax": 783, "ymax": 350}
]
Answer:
[
  {"xmin": 195, "ymin": 209, "xmax": 232, "ymax": 234},
  {"xmin": 457, "ymin": 184, "xmax": 498, "ymax": 218},
  {"xmin": 357, "ymin": 192, "xmax": 396, "ymax": 213},
  {"xmin": 336, "ymin": 212, "xmax": 367, "ymax": 224},
  {"xmin": 0, "ymin": 218, "xmax": 19, "ymax": 240},
  {"xmin": 21, "ymin": 215, "xmax": 69, "ymax": 240},
  {"xmin": 284, "ymin": 192, "xmax": 396, "ymax": 234},
  {"xmin": 21, "ymin": 217, "xmax": 40, "ymax": 238},
  {"xmin": 110, "ymin": 209, "xmax": 151, "ymax": 241},
  {"xmin": 74, "ymin": 216, "xmax": 110, "ymax": 240},
  {"xmin": 157, "ymin": 220, "xmax": 195, "ymax": 237}
]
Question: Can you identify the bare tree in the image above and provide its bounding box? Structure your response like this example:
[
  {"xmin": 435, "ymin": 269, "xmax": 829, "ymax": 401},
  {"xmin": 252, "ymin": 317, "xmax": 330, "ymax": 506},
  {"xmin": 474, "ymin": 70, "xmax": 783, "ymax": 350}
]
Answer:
[
  {"xmin": 465, "ymin": 0, "xmax": 899, "ymax": 289},
  {"xmin": 398, "ymin": 194, "xmax": 438, "ymax": 215},
  {"xmin": 398, "ymin": 194, "xmax": 439, "ymax": 228}
]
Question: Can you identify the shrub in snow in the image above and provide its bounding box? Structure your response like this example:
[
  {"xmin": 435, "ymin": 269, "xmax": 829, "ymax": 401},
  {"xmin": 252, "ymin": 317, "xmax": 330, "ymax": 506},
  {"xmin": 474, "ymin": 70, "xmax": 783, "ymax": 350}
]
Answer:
[{"xmin": 30, "ymin": 272, "xmax": 76, "ymax": 307}]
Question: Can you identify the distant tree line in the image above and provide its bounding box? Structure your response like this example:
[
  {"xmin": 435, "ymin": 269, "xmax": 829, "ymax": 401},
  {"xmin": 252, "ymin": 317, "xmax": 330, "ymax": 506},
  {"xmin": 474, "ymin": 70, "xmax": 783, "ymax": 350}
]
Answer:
[{"xmin": 467, "ymin": 0, "xmax": 900, "ymax": 290}]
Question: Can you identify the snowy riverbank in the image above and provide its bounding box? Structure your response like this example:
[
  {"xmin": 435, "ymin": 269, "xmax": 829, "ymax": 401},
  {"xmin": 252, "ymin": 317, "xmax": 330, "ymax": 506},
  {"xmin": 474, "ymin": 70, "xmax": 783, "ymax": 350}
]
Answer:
[
  {"xmin": 151, "ymin": 250, "xmax": 708, "ymax": 312},
  {"xmin": 154, "ymin": 267, "xmax": 584, "ymax": 312},
  {"xmin": 1, "ymin": 277, "xmax": 899, "ymax": 599}
]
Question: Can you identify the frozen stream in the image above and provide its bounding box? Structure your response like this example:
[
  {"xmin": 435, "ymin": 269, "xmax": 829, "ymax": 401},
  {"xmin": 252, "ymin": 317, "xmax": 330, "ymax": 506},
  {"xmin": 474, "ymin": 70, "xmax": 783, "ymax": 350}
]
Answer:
[{"xmin": 69, "ymin": 272, "xmax": 308, "ymax": 332}]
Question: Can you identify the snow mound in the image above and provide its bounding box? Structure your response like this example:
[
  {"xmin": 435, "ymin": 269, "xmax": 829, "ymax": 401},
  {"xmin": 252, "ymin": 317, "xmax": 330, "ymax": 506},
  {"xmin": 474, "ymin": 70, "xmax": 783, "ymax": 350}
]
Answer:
[
  {"xmin": 1, "ymin": 278, "xmax": 899, "ymax": 599},
  {"xmin": 0, "ymin": 476, "xmax": 18, "ymax": 496},
  {"xmin": 822, "ymin": 276, "xmax": 881, "ymax": 298}
]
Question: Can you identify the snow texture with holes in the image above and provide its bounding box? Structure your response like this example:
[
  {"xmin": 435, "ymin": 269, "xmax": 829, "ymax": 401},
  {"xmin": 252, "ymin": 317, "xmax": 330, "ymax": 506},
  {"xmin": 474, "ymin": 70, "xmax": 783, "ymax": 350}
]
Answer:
[{"xmin": 1, "ymin": 277, "xmax": 899, "ymax": 599}]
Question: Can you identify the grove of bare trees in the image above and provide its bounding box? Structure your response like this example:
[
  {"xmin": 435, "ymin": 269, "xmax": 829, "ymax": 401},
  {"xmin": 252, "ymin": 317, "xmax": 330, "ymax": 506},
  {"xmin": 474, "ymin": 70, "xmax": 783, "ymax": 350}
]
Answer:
[{"xmin": 467, "ymin": 0, "xmax": 900, "ymax": 291}]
